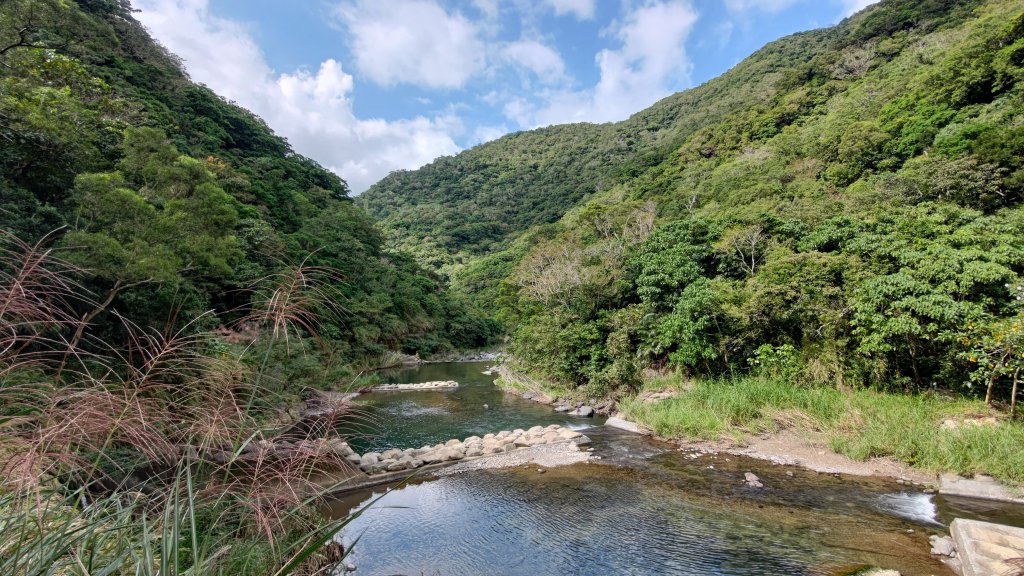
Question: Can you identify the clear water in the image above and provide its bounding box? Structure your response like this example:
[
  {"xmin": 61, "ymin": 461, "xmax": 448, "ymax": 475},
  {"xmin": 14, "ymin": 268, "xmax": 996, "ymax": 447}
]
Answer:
[
  {"xmin": 342, "ymin": 362, "xmax": 604, "ymax": 453},
  {"xmin": 327, "ymin": 362, "xmax": 1024, "ymax": 576}
]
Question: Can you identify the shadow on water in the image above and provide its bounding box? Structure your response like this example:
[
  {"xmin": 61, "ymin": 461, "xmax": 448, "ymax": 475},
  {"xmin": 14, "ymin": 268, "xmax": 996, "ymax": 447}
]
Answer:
[{"xmin": 327, "ymin": 363, "xmax": 1024, "ymax": 576}]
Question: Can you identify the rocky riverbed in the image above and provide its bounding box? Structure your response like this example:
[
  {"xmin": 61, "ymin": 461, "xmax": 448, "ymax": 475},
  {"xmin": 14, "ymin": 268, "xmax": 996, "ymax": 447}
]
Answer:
[{"xmin": 332, "ymin": 425, "xmax": 591, "ymax": 476}]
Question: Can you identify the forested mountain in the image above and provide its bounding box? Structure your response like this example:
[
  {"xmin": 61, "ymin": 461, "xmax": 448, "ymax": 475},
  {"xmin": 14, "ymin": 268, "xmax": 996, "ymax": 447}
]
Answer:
[
  {"xmin": 363, "ymin": 0, "xmax": 1024, "ymax": 400},
  {"xmin": 1, "ymin": 0, "xmax": 496, "ymax": 366}
]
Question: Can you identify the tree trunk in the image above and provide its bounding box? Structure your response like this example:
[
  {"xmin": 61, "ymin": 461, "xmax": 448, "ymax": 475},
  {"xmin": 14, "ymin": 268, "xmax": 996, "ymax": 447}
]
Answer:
[{"xmin": 1012, "ymin": 368, "xmax": 1021, "ymax": 418}]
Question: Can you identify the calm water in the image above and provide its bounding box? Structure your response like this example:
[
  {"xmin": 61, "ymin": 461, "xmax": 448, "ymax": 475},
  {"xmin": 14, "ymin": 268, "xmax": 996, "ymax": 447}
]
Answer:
[
  {"xmin": 327, "ymin": 362, "xmax": 1024, "ymax": 576},
  {"xmin": 342, "ymin": 362, "xmax": 604, "ymax": 453}
]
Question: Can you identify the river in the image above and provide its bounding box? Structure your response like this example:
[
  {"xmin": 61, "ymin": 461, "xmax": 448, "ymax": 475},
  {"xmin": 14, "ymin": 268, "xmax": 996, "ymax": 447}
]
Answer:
[{"xmin": 326, "ymin": 362, "xmax": 1024, "ymax": 575}]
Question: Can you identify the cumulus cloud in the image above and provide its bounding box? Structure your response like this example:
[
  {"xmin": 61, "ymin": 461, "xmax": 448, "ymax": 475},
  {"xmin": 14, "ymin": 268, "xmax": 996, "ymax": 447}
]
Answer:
[
  {"xmin": 514, "ymin": 0, "xmax": 698, "ymax": 127},
  {"xmin": 333, "ymin": 0, "xmax": 486, "ymax": 89},
  {"xmin": 724, "ymin": 0, "xmax": 802, "ymax": 13},
  {"xmin": 545, "ymin": 0, "xmax": 596, "ymax": 20},
  {"xmin": 502, "ymin": 40, "xmax": 567, "ymax": 84},
  {"xmin": 839, "ymin": 0, "xmax": 880, "ymax": 16},
  {"xmin": 134, "ymin": 0, "xmax": 461, "ymax": 193}
]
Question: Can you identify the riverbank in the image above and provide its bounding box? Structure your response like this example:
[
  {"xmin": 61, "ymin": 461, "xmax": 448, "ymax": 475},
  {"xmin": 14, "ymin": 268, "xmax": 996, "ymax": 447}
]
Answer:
[{"xmin": 497, "ymin": 365, "xmax": 1024, "ymax": 488}]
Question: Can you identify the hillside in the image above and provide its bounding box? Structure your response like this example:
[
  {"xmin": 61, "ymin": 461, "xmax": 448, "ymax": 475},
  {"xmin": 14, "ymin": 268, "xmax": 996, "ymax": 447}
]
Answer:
[
  {"xmin": 363, "ymin": 0, "xmax": 1024, "ymax": 399},
  {"xmin": 0, "ymin": 0, "xmax": 496, "ymax": 365}
]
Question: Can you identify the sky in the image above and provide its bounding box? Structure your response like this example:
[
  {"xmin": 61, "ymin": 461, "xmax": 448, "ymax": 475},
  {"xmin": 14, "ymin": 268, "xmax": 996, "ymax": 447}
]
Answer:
[{"xmin": 133, "ymin": 0, "xmax": 879, "ymax": 193}]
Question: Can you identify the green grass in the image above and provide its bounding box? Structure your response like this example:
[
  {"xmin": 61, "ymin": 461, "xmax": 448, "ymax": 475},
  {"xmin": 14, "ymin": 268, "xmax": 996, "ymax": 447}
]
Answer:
[{"xmin": 620, "ymin": 375, "xmax": 1024, "ymax": 485}]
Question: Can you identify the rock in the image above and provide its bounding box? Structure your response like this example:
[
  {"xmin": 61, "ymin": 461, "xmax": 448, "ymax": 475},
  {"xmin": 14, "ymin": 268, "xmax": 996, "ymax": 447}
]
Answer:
[
  {"xmin": 496, "ymin": 431, "xmax": 510, "ymax": 439},
  {"xmin": 381, "ymin": 449, "xmax": 402, "ymax": 460},
  {"xmin": 541, "ymin": 432, "xmax": 561, "ymax": 444},
  {"xmin": 560, "ymin": 429, "xmax": 583, "ymax": 440},
  {"xmin": 343, "ymin": 562, "xmax": 357, "ymax": 572},
  {"xmin": 537, "ymin": 468, "xmax": 545, "ymax": 474},
  {"xmin": 345, "ymin": 453, "xmax": 363, "ymax": 465},
  {"xmin": 387, "ymin": 460, "xmax": 410, "ymax": 472},
  {"xmin": 421, "ymin": 451, "xmax": 443, "ymax": 464},
  {"xmin": 929, "ymin": 535, "xmax": 956, "ymax": 557},
  {"xmin": 466, "ymin": 446, "xmax": 483, "ymax": 458},
  {"xmin": 605, "ymin": 416, "xmax": 643, "ymax": 433},
  {"xmin": 513, "ymin": 428, "xmax": 525, "ymax": 435},
  {"xmin": 445, "ymin": 439, "xmax": 462, "ymax": 447},
  {"xmin": 744, "ymin": 472, "xmax": 764, "ymax": 488},
  {"xmin": 528, "ymin": 426, "xmax": 544, "ymax": 434},
  {"xmin": 569, "ymin": 406, "xmax": 595, "ymax": 418},
  {"xmin": 554, "ymin": 404, "xmax": 571, "ymax": 412},
  {"xmin": 360, "ymin": 453, "xmax": 379, "ymax": 467},
  {"xmin": 330, "ymin": 439, "xmax": 355, "ymax": 457},
  {"xmin": 484, "ymin": 433, "xmax": 496, "ymax": 440},
  {"xmin": 465, "ymin": 436, "xmax": 482, "ymax": 444},
  {"xmin": 513, "ymin": 437, "xmax": 532, "ymax": 447}
]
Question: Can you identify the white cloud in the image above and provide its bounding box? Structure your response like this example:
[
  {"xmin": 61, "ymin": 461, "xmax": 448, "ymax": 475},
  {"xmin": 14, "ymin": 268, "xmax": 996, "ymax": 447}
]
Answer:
[
  {"xmin": 134, "ymin": 0, "xmax": 461, "ymax": 193},
  {"xmin": 502, "ymin": 40, "xmax": 566, "ymax": 83},
  {"xmin": 839, "ymin": 0, "xmax": 879, "ymax": 16},
  {"xmin": 514, "ymin": 0, "xmax": 698, "ymax": 127},
  {"xmin": 545, "ymin": 0, "xmax": 596, "ymax": 20},
  {"xmin": 724, "ymin": 0, "xmax": 801, "ymax": 13},
  {"xmin": 333, "ymin": 0, "xmax": 486, "ymax": 89},
  {"xmin": 471, "ymin": 0, "xmax": 499, "ymax": 20}
]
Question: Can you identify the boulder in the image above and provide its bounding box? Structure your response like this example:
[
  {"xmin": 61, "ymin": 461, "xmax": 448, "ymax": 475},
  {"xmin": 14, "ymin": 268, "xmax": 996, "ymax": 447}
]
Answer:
[
  {"xmin": 387, "ymin": 460, "xmax": 410, "ymax": 472},
  {"xmin": 359, "ymin": 453, "xmax": 379, "ymax": 468},
  {"xmin": 445, "ymin": 439, "xmax": 462, "ymax": 447},
  {"xmin": 560, "ymin": 429, "xmax": 583, "ymax": 440},
  {"xmin": 421, "ymin": 451, "xmax": 443, "ymax": 464},
  {"xmin": 929, "ymin": 535, "xmax": 956, "ymax": 557},
  {"xmin": 541, "ymin": 432, "xmax": 562, "ymax": 444},
  {"xmin": 554, "ymin": 404, "xmax": 571, "ymax": 413},
  {"xmin": 528, "ymin": 426, "xmax": 544, "ymax": 434},
  {"xmin": 381, "ymin": 449, "xmax": 402, "ymax": 460},
  {"xmin": 744, "ymin": 472, "xmax": 764, "ymax": 488},
  {"xmin": 465, "ymin": 446, "xmax": 483, "ymax": 458},
  {"xmin": 569, "ymin": 406, "xmax": 595, "ymax": 418}
]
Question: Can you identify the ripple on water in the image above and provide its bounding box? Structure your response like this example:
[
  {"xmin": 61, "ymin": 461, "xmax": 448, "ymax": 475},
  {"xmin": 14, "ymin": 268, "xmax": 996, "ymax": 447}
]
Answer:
[{"xmin": 337, "ymin": 463, "xmax": 951, "ymax": 576}]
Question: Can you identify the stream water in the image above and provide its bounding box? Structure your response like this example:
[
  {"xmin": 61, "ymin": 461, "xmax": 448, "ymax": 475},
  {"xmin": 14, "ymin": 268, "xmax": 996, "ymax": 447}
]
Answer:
[{"xmin": 327, "ymin": 362, "xmax": 1024, "ymax": 576}]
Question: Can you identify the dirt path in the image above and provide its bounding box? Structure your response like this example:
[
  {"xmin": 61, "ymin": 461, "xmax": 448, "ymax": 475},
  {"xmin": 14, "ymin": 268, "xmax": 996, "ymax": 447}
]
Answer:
[{"xmin": 671, "ymin": 429, "xmax": 937, "ymax": 485}]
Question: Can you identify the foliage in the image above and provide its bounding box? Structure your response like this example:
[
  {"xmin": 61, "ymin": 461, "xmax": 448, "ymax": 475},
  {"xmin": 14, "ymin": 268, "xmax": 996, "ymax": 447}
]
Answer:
[
  {"xmin": 0, "ymin": 0, "xmax": 496, "ymax": 362},
  {"xmin": 367, "ymin": 0, "xmax": 1024, "ymax": 400}
]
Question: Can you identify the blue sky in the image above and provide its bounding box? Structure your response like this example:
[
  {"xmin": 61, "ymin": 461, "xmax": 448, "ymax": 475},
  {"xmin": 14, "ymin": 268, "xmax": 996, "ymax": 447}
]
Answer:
[{"xmin": 134, "ymin": 0, "xmax": 877, "ymax": 193}]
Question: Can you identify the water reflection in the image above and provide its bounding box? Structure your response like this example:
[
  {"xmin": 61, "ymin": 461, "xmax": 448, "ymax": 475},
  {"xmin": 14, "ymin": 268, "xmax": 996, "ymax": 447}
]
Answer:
[{"xmin": 342, "ymin": 362, "xmax": 605, "ymax": 453}]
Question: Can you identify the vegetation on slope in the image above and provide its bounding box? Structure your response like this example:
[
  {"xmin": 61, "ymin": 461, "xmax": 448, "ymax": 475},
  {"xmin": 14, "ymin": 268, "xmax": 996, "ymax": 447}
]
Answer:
[
  {"xmin": 0, "ymin": 0, "xmax": 495, "ymax": 573},
  {"xmin": 1, "ymin": 0, "xmax": 497, "ymax": 366},
  {"xmin": 367, "ymin": 0, "xmax": 1024, "ymax": 412}
]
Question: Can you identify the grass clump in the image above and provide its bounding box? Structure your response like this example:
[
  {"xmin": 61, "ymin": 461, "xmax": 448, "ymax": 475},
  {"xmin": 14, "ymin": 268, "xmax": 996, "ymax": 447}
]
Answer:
[{"xmin": 621, "ymin": 374, "xmax": 1024, "ymax": 485}]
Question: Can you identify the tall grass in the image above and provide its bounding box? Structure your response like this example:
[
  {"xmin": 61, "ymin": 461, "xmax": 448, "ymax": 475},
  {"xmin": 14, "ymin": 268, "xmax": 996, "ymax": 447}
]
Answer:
[
  {"xmin": 0, "ymin": 232, "xmax": 363, "ymax": 575},
  {"xmin": 620, "ymin": 374, "xmax": 1024, "ymax": 484}
]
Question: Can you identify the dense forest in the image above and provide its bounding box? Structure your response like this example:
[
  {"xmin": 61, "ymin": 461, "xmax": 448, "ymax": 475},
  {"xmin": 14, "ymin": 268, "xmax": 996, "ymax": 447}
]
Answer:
[
  {"xmin": 364, "ymin": 0, "xmax": 1024, "ymax": 405},
  {"xmin": 1, "ymin": 0, "xmax": 497, "ymax": 367},
  {"xmin": 0, "ymin": 1, "xmax": 496, "ymax": 573}
]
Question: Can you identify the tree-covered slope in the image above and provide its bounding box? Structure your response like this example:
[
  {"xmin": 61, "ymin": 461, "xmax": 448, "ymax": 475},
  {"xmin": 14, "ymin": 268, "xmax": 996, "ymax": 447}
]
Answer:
[
  {"xmin": 0, "ymin": 0, "xmax": 496, "ymax": 365},
  {"xmin": 367, "ymin": 0, "xmax": 1024, "ymax": 400},
  {"xmin": 360, "ymin": 0, "xmax": 988, "ymax": 273}
]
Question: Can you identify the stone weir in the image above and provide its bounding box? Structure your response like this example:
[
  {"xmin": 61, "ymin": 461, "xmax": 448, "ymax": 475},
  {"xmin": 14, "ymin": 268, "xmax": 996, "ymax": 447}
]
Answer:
[
  {"xmin": 370, "ymin": 380, "xmax": 459, "ymax": 392},
  {"xmin": 331, "ymin": 425, "xmax": 589, "ymax": 478}
]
